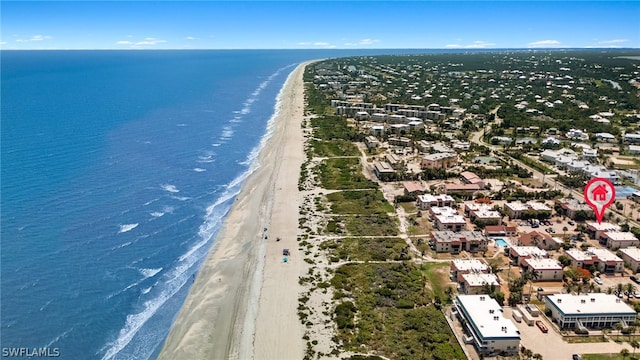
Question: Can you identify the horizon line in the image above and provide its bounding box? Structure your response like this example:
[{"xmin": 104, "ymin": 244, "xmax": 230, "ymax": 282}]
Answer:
[{"xmin": 2, "ymin": 47, "xmax": 639, "ymax": 51}]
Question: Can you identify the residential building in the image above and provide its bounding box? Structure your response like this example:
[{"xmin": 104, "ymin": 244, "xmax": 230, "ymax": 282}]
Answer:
[
  {"xmin": 509, "ymin": 246, "xmax": 548, "ymax": 266},
  {"xmin": 421, "ymin": 153, "xmax": 457, "ymax": 169},
  {"xmin": 461, "ymin": 273, "xmax": 500, "ymax": 294},
  {"xmin": 372, "ymin": 161, "xmax": 395, "ymax": 181},
  {"xmin": 430, "ymin": 231, "xmax": 488, "ymax": 253},
  {"xmin": 403, "ymin": 181, "xmax": 424, "ymax": 195},
  {"xmin": 465, "ymin": 203, "xmax": 502, "ymax": 225},
  {"xmin": 544, "ymin": 293, "xmax": 636, "ymax": 329},
  {"xmin": 454, "ymin": 295, "xmax": 520, "ymax": 356},
  {"xmin": 624, "ymin": 133, "xmax": 640, "ymax": 143},
  {"xmin": 416, "ymin": 194, "xmax": 455, "ymax": 210},
  {"xmin": 430, "ymin": 207, "xmax": 466, "ymax": 231},
  {"xmin": 555, "ymin": 198, "xmax": 594, "ymax": 220},
  {"xmin": 388, "ymin": 136, "xmax": 411, "ymax": 147},
  {"xmin": 619, "ymin": 247, "xmax": 640, "ymax": 273},
  {"xmin": 484, "ymin": 225, "xmax": 518, "ymax": 237},
  {"xmin": 364, "ymin": 136, "xmax": 381, "ymax": 150},
  {"xmin": 565, "ymin": 248, "xmax": 624, "ymax": 273},
  {"xmin": 460, "ymin": 171, "xmax": 484, "ymax": 188},
  {"xmin": 451, "ymin": 259, "xmax": 489, "ymax": 282},
  {"xmin": 516, "ymin": 230, "xmax": 562, "ymax": 250},
  {"xmin": 442, "ymin": 183, "xmax": 483, "ymax": 195},
  {"xmin": 503, "ymin": 201, "xmax": 551, "ymax": 219},
  {"xmin": 603, "ymin": 231, "xmax": 640, "ymax": 250},
  {"xmin": 586, "ymin": 222, "xmax": 621, "ymax": 241},
  {"xmin": 522, "ymin": 258, "xmax": 564, "ymax": 281}
]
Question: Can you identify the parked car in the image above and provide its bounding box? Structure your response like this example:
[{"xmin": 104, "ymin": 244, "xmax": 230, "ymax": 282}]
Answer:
[
  {"xmin": 631, "ymin": 276, "xmax": 640, "ymax": 285},
  {"xmin": 536, "ymin": 320, "xmax": 548, "ymax": 333},
  {"xmin": 568, "ymin": 221, "xmax": 575, "ymax": 225},
  {"xmin": 573, "ymin": 355, "xmax": 582, "ymax": 360},
  {"xmin": 594, "ymin": 277, "xmax": 603, "ymax": 285}
]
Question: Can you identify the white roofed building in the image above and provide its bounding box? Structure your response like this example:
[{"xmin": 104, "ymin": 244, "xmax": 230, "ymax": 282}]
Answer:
[
  {"xmin": 454, "ymin": 295, "xmax": 520, "ymax": 356},
  {"xmin": 509, "ymin": 246, "xmax": 548, "ymax": 266},
  {"xmin": 523, "ymin": 258, "xmax": 564, "ymax": 281},
  {"xmin": 603, "ymin": 231, "xmax": 640, "ymax": 250},
  {"xmin": 619, "ymin": 247, "xmax": 640, "ymax": 273},
  {"xmin": 416, "ymin": 194, "xmax": 455, "ymax": 210},
  {"xmin": 451, "ymin": 259, "xmax": 489, "ymax": 282},
  {"xmin": 544, "ymin": 293, "xmax": 636, "ymax": 329},
  {"xmin": 461, "ymin": 273, "xmax": 500, "ymax": 294}
]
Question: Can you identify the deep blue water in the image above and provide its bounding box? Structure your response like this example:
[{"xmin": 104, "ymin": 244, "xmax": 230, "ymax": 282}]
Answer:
[{"xmin": 1, "ymin": 48, "xmax": 492, "ymax": 359}]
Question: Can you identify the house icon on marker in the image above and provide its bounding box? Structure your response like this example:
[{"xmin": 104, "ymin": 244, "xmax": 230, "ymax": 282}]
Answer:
[{"xmin": 591, "ymin": 184, "xmax": 608, "ymax": 201}]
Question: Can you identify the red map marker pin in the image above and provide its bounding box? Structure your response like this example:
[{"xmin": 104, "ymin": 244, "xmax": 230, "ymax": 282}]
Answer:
[{"xmin": 584, "ymin": 178, "xmax": 616, "ymax": 224}]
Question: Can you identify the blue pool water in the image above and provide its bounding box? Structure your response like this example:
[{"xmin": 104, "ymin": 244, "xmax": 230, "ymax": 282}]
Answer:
[
  {"xmin": 495, "ymin": 238, "xmax": 509, "ymax": 247},
  {"xmin": 616, "ymin": 186, "xmax": 639, "ymax": 199}
]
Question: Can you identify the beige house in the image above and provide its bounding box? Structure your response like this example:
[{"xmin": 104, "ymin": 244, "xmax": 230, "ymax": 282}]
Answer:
[
  {"xmin": 619, "ymin": 247, "xmax": 640, "ymax": 273},
  {"xmin": 421, "ymin": 153, "xmax": 457, "ymax": 169}
]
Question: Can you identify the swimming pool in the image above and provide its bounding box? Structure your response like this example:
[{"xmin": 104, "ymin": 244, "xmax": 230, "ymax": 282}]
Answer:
[
  {"xmin": 495, "ymin": 238, "xmax": 509, "ymax": 247},
  {"xmin": 616, "ymin": 186, "xmax": 639, "ymax": 199}
]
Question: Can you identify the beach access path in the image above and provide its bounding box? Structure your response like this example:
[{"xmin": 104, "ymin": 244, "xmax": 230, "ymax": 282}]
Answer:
[{"xmin": 158, "ymin": 62, "xmax": 309, "ymax": 360}]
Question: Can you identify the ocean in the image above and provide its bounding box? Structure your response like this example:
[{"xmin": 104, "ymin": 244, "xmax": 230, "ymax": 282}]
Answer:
[{"xmin": 0, "ymin": 49, "xmax": 455, "ymax": 359}]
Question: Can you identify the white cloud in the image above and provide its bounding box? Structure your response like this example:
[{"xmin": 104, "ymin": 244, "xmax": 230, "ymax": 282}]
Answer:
[
  {"xmin": 297, "ymin": 41, "xmax": 335, "ymax": 48},
  {"xmin": 185, "ymin": 36, "xmax": 197, "ymax": 40},
  {"xmin": 116, "ymin": 37, "xmax": 167, "ymax": 47},
  {"xmin": 16, "ymin": 34, "xmax": 52, "ymax": 43},
  {"xmin": 528, "ymin": 39, "xmax": 562, "ymax": 48},
  {"xmin": 0, "ymin": 41, "xmax": 7, "ymax": 45},
  {"xmin": 344, "ymin": 38, "xmax": 381, "ymax": 46},
  {"xmin": 465, "ymin": 41, "xmax": 495, "ymax": 48},
  {"xmin": 444, "ymin": 41, "xmax": 495, "ymax": 49},
  {"xmin": 596, "ymin": 39, "xmax": 629, "ymax": 47}
]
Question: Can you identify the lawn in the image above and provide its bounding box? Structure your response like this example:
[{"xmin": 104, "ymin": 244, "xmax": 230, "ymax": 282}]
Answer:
[
  {"xmin": 316, "ymin": 157, "xmax": 378, "ymax": 190},
  {"xmin": 320, "ymin": 237, "xmax": 410, "ymax": 262},
  {"xmin": 327, "ymin": 190, "xmax": 394, "ymax": 215}
]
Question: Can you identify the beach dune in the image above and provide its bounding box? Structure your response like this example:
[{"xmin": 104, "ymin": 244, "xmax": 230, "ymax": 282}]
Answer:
[{"xmin": 158, "ymin": 62, "xmax": 308, "ymax": 360}]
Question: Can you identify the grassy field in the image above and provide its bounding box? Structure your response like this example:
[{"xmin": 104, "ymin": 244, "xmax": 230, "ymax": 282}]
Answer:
[
  {"xmin": 320, "ymin": 237, "xmax": 410, "ymax": 262},
  {"xmin": 327, "ymin": 190, "xmax": 394, "ymax": 215},
  {"xmin": 331, "ymin": 263, "xmax": 465, "ymax": 360},
  {"xmin": 309, "ymin": 139, "xmax": 360, "ymax": 157},
  {"xmin": 315, "ymin": 157, "xmax": 378, "ymax": 190}
]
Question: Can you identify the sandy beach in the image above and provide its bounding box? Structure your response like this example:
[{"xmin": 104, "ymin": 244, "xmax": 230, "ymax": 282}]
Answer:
[{"xmin": 158, "ymin": 62, "xmax": 309, "ymax": 360}]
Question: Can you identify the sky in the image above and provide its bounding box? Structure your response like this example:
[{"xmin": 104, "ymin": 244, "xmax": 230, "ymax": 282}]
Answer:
[{"xmin": 1, "ymin": 1, "xmax": 639, "ymax": 50}]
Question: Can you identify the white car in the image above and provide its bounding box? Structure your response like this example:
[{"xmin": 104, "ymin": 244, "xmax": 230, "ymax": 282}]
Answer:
[{"xmin": 594, "ymin": 277, "xmax": 603, "ymax": 285}]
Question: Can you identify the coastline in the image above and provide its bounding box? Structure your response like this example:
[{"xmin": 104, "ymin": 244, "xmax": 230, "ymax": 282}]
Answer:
[{"xmin": 158, "ymin": 61, "xmax": 310, "ymax": 360}]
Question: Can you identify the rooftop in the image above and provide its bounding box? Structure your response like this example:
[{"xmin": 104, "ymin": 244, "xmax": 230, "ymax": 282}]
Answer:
[
  {"xmin": 432, "ymin": 231, "xmax": 487, "ymax": 243},
  {"xmin": 452, "ymin": 258, "xmax": 489, "ymax": 272},
  {"xmin": 525, "ymin": 257, "xmax": 563, "ymax": 270},
  {"xmin": 462, "ymin": 273, "xmax": 500, "ymax": 287},
  {"xmin": 587, "ymin": 247, "xmax": 623, "ymax": 262},
  {"xmin": 619, "ymin": 247, "xmax": 640, "ymax": 261},
  {"xmin": 604, "ymin": 231, "xmax": 639, "ymax": 241},
  {"xmin": 456, "ymin": 295, "xmax": 520, "ymax": 340},
  {"xmin": 546, "ymin": 293, "xmax": 636, "ymax": 316},
  {"xmin": 510, "ymin": 246, "xmax": 548, "ymax": 258}
]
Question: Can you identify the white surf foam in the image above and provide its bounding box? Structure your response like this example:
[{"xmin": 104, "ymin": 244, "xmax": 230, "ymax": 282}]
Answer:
[
  {"xmin": 161, "ymin": 184, "xmax": 180, "ymax": 193},
  {"xmin": 193, "ymin": 168, "xmax": 206, "ymax": 172},
  {"xmin": 139, "ymin": 268, "xmax": 162, "ymax": 279},
  {"xmin": 150, "ymin": 212, "xmax": 164, "ymax": 218},
  {"xmin": 118, "ymin": 223, "xmax": 138, "ymax": 234}
]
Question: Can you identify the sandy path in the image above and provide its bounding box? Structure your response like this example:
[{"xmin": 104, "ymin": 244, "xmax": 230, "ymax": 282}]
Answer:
[{"xmin": 158, "ymin": 62, "xmax": 309, "ymax": 360}]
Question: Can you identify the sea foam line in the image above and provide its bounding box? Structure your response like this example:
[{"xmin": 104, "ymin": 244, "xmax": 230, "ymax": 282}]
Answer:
[{"xmin": 118, "ymin": 223, "xmax": 138, "ymax": 234}]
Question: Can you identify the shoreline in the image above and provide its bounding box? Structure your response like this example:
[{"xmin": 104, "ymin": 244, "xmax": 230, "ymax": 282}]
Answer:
[{"xmin": 158, "ymin": 61, "xmax": 310, "ymax": 360}]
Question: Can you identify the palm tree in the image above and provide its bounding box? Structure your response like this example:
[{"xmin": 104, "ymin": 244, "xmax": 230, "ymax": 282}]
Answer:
[
  {"xmin": 632, "ymin": 340, "xmax": 640, "ymax": 357},
  {"xmin": 617, "ymin": 283, "xmax": 625, "ymax": 297},
  {"xmin": 615, "ymin": 322, "xmax": 624, "ymax": 341},
  {"xmin": 626, "ymin": 283, "xmax": 637, "ymax": 301},
  {"xmin": 602, "ymin": 328, "xmax": 610, "ymax": 341},
  {"xmin": 523, "ymin": 270, "xmax": 540, "ymax": 302}
]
